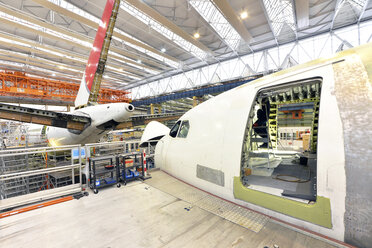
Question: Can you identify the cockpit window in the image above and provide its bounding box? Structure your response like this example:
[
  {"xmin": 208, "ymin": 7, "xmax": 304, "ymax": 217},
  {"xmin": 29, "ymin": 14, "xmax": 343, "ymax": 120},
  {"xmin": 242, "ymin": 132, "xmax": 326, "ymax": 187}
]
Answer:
[
  {"xmin": 169, "ymin": 121, "xmax": 181, "ymax": 138},
  {"xmin": 178, "ymin": 121, "xmax": 190, "ymax": 138}
]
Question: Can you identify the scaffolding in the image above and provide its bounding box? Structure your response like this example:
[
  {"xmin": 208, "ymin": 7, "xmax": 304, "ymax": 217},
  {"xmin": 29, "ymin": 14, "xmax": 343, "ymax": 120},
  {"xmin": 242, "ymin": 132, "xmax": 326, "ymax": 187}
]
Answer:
[
  {"xmin": 0, "ymin": 121, "xmax": 27, "ymax": 148},
  {"xmin": 0, "ymin": 121, "xmax": 47, "ymax": 148},
  {"xmin": 0, "ymin": 145, "xmax": 83, "ymax": 209},
  {"xmin": 0, "ymin": 71, "xmax": 131, "ymax": 104}
]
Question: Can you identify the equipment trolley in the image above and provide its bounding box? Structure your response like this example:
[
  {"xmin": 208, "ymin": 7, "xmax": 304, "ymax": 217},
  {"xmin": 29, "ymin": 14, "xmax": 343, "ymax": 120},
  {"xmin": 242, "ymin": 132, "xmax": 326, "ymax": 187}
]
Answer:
[
  {"xmin": 89, "ymin": 155, "xmax": 120, "ymax": 194},
  {"xmin": 117, "ymin": 152, "xmax": 145, "ymax": 185}
]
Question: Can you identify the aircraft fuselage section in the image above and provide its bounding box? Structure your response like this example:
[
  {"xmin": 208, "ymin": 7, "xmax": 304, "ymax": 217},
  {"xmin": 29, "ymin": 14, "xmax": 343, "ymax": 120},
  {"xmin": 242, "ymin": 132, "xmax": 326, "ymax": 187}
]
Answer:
[
  {"xmin": 151, "ymin": 43, "xmax": 372, "ymax": 247},
  {"xmin": 46, "ymin": 102, "xmax": 134, "ymax": 146}
]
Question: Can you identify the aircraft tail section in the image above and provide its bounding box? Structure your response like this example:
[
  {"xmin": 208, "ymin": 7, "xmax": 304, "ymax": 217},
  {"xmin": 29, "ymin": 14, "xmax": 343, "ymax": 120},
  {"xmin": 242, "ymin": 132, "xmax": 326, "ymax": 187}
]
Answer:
[
  {"xmin": 74, "ymin": 72, "xmax": 91, "ymax": 107},
  {"xmin": 74, "ymin": 0, "xmax": 121, "ymax": 108}
]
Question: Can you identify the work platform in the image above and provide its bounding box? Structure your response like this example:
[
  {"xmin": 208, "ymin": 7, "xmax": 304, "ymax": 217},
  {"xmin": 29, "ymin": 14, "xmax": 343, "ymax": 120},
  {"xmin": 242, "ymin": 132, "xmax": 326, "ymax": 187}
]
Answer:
[{"xmin": 0, "ymin": 170, "xmax": 343, "ymax": 248}]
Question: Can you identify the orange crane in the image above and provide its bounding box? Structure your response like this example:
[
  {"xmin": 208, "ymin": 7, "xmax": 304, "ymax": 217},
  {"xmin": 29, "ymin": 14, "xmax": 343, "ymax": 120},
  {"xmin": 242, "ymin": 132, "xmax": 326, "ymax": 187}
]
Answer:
[{"xmin": 0, "ymin": 71, "xmax": 131, "ymax": 104}]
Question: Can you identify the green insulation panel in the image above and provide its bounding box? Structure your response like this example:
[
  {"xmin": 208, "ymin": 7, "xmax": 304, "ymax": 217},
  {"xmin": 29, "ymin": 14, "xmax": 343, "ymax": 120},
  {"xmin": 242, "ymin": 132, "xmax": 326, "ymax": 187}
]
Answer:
[{"xmin": 233, "ymin": 177, "xmax": 332, "ymax": 228}]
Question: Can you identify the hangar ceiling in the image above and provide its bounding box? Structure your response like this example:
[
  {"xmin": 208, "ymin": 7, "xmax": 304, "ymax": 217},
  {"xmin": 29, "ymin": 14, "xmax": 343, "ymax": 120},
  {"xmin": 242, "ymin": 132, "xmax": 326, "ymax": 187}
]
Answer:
[{"xmin": 0, "ymin": 0, "xmax": 371, "ymax": 92}]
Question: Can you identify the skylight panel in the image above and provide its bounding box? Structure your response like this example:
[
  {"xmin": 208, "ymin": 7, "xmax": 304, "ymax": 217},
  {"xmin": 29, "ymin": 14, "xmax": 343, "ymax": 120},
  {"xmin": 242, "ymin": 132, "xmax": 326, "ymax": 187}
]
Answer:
[
  {"xmin": 0, "ymin": 59, "xmax": 78, "ymax": 78},
  {"xmin": 114, "ymin": 29, "xmax": 179, "ymax": 68},
  {"xmin": 0, "ymin": 36, "xmax": 31, "ymax": 49},
  {"xmin": 28, "ymin": 73, "xmax": 81, "ymax": 82},
  {"xmin": 348, "ymin": 0, "xmax": 367, "ymax": 11},
  {"xmin": 37, "ymin": 47, "xmax": 86, "ymax": 63},
  {"xmin": 109, "ymin": 51, "xmax": 159, "ymax": 75},
  {"xmin": 189, "ymin": 0, "xmax": 242, "ymax": 50},
  {"xmin": 121, "ymin": 2, "xmax": 208, "ymax": 60},
  {"xmin": 48, "ymin": 0, "xmax": 100, "ymax": 22},
  {"xmin": 46, "ymin": 0, "xmax": 178, "ymax": 68},
  {"xmin": 0, "ymin": 35, "xmax": 86, "ymax": 64},
  {"xmin": 0, "ymin": 10, "xmax": 153, "ymax": 77},
  {"xmin": 337, "ymin": 0, "xmax": 367, "ymax": 12},
  {"xmin": 0, "ymin": 48, "xmax": 81, "ymax": 73},
  {"xmin": 0, "ymin": 11, "xmax": 92, "ymax": 48},
  {"xmin": 262, "ymin": 0, "xmax": 296, "ymax": 36},
  {"xmin": 0, "ymin": 56, "xmax": 129, "ymax": 84},
  {"xmin": 101, "ymin": 74, "xmax": 129, "ymax": 85},
  {"xmin": 106, "ymin": 65, "xmax": 142, "ymax": 80},
  {"xmin": 0, "ymin": 60, "xmax": 26, "ymax": 69}
]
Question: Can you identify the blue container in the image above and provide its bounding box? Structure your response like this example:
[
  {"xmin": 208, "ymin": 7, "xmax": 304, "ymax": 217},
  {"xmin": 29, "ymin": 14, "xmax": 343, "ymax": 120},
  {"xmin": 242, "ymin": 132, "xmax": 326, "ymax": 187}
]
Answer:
[
  {"xmin": 122, "ymin": 170, "xmax": 134, "ymax": 179},
  {"xmin": 104, "ymin": 177, "xmax": 116, "ymax": 184}
]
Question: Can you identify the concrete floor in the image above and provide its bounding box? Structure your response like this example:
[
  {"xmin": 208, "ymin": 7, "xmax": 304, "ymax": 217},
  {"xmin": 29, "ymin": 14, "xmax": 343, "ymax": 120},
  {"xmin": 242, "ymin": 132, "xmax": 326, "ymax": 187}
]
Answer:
[{"xmin": 0, "ymin": 170, "xmax": 340, "ymax": 248}]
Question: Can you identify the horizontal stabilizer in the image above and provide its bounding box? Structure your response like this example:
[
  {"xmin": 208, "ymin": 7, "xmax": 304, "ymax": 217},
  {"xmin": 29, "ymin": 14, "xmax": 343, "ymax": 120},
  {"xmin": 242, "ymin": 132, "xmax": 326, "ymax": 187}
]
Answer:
[{"xmin": 0, "ymin": 103, "xmax": 91, "ymax": 131}]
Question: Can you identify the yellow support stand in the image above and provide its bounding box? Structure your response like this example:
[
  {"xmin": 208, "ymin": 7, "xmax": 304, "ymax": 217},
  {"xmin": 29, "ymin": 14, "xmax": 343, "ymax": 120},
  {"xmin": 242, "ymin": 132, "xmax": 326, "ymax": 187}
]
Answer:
[
  {"xmin": 193, "ymin": 96, "xmax": 203, "ymax": 107},
  {"xmin": 150, "ymin": 104, "xmax": 155, "ymax": 115},
  {"xmin": 150, "ymin": 104, "xmax": 162, "ymax": 114}
]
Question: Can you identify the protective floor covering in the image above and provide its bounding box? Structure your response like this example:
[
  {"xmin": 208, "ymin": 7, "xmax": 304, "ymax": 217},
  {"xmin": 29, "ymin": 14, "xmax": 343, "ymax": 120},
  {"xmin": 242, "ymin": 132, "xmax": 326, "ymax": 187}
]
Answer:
[
  {"xmin": 145, "ymin": 171, "xmax": 269, "ymax": 233},
  {"xmin": 0, "ymin": 170, "xmax": 341, "ymax": 248}
]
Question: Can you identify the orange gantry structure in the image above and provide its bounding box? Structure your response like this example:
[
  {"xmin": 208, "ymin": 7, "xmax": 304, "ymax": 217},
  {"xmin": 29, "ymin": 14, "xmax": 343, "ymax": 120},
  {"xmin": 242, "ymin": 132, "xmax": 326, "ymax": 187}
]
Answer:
[{"xmin": 0, "ymin": 71, "xmax": 131, "ymax": 104}]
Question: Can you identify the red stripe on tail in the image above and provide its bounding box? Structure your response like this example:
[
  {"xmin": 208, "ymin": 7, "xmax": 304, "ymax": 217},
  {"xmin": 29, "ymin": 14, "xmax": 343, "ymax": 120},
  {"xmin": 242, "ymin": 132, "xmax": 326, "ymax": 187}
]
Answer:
[{"xmin": 84, "ymin": 0, "xmax": 115, "ymax": 91}]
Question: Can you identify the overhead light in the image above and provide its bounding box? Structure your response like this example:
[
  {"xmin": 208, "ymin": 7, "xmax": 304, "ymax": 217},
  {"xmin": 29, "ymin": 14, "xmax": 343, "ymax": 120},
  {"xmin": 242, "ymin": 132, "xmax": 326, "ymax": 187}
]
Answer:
[
  {"xmin": 240, "ymin": 11, "xmax": 248, "ymax": 20},
  {"xmin": 193, "ymin": 32, "xmax": 200, "ymax": 39},
  {"xmin": 52, "ymin": 73, "xmax": 56, "ymax": 76},
  {"xmin": 161, "ymin": 48, "xmax": 166, "ymax": 53},
  {"xmin": 137, "ymin": 59, "xmax": 142, "ymax": 64}
]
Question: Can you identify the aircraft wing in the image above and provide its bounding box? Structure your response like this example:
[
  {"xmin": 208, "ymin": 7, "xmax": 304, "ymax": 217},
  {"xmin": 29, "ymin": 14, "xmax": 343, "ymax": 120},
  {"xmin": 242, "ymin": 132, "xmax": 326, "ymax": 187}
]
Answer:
[
  {"xmin": 114, "ymin": 112, "xmax": 184, "ymax": 130},
  {"xmin": 0, "ymin": 103, "xmax": 91, "ymax": 131}
]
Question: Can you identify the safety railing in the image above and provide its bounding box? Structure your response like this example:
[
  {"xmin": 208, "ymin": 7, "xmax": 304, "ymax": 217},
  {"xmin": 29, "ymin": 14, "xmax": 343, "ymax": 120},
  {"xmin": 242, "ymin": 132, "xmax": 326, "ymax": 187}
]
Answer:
[
  {"xmin": 0, "ymin": 140, "xmax": 145, "ymax": 211},
  {"xmin": 0, "ymin": 144, "xmax": 83, "ymax": 211},
  {"xmin": 140, "ymin": 139, "xmax": 162, "ymax": 170},
  {"xmin": 83, "ymin": 140, "xmax": 137, "ymax": 174},
  {"xmin": 83, "ymin": 140, "xmax": 142, "ymax": 185}
]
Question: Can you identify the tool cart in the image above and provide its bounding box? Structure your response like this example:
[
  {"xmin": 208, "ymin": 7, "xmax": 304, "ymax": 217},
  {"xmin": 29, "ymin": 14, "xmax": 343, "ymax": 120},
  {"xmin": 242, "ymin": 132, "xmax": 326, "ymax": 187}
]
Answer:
[
  {"xmin": 89, "ymin": 155, "xmax": 120, "ymax": 194},
  {"xmin": 117, "ymin": 152, "xmax": 145, "ymax": 185}
]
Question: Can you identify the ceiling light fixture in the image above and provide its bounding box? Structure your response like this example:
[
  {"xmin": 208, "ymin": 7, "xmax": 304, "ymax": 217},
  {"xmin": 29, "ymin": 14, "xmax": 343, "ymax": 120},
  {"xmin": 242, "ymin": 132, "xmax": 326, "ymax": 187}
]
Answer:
[
  {"xmin": 193, "ymin": 32, "xmax": 200, "ymax": 39},
  {"xmin": 240, "ymin": 11, "xmax": 248, "ymax": 19},
  {"xmin": 161, "ymin": 48, "xmax": 166, "ymax": 53}
]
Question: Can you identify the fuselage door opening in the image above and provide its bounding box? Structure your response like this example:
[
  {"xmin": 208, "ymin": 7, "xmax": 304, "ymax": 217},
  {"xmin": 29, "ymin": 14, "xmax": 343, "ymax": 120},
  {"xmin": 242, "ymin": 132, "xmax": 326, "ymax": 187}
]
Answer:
[{"xmin": 241, "ymin": 78, "xmax": 322, "ymax": 203}]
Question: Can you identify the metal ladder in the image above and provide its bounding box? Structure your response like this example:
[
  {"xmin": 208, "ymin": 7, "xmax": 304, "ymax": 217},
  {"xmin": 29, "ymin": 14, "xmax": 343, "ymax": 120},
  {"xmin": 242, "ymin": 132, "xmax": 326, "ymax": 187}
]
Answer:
[{"xmin": 250, "ymin": 103, "xmax": 273, "ymax": 150}]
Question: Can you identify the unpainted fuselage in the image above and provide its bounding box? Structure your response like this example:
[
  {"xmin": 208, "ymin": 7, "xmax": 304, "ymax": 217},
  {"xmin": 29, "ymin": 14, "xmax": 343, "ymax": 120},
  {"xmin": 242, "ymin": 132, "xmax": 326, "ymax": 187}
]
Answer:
[{"xmin": 153, "ymin": 43, "xmax": 372, "ymax": 247}]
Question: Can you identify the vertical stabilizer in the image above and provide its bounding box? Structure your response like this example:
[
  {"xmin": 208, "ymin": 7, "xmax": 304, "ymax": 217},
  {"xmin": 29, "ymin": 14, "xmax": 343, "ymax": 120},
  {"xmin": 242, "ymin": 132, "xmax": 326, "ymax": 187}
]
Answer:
[
  {"xmin": 74, "ymin": 0, "xmax": 121, "ymax": 108},
  {"xmin": 74, "ymin": 72, "xmax": 91, "ymax": 107}
]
